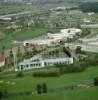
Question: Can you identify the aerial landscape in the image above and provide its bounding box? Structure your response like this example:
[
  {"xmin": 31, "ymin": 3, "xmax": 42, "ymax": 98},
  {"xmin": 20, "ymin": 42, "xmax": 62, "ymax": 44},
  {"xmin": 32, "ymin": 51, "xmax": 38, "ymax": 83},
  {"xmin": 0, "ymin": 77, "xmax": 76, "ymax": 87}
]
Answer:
[{"xmin": 0, "ymin": 0, "xmax": 98, "ymax": 100}]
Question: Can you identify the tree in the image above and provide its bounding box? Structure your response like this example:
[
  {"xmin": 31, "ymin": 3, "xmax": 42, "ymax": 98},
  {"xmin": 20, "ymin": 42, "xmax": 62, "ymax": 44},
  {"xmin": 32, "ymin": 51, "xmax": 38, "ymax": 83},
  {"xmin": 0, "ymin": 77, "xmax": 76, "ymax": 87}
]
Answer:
[
  {"xmin": 75, "ymin": 46, "xmax": 82, "ymax": 54},
  {"xmin": 94, "ymin": 77, "xmax": 98, "ymax": 86},
  {"xmin": 9, "ymin": 49, "xmax": 13, "ymax": 57},
  {"xmin": 32, "ymin": 45, "xmax": 38, "ymax": 55},
  {"xmin": 82, "ymin": 28, "xmax": 91, "ymax": 37},
  {"xmin": 0, "ymin": 91, "xmax": 3, "ymax": 99},
  {"xmin": 59, "ymin": 40, "xmax": 65, "ymax": 46},
  {"xmin": 16, "ymin": 71, "xmax": 24, "ymax": 77},
  {"xmin": 1, "ymin": 46, "xmax": 6, "ymax": 54},
  {"xmin": 3, "ymin": 90, "xmax": 8, "ymax": 97},
  {"xmin": 17, "ymin": 47, "xmax": 23, "ymax": 62},
  {"xmin": 42, "ymin": 83, "xmax": 47, "ymax": 93},
  {"xmin": 79, "ymin": 2, "xmax": 98, "ymax": 13},
  {"xmin": 36, "ymin": 84, "xmax": 42, "ymax": 94},
  {"xmin": 55, "ymin": 49, "xmax": 59, "ymax": 56},
  {"xmin": 63, "ymin": 47, "xmax": 71, "ymax": 57}
]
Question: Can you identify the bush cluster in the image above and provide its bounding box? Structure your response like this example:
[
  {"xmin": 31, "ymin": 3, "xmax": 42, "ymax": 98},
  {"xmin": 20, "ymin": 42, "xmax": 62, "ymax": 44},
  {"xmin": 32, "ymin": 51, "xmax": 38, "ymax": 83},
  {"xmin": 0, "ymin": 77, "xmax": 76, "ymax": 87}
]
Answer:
[
  {"xmin": 16, "ymin": 71, "xmax": 24, "ymax": 77},
  {"xmin": 0, "ymin": 90, "xmax": 8, "ymax": 99},
  {"xmin": 94, "ymin": 77, "xmax": 98, "ymax": 86},
  {"xmin": 36, "ymin": 83, "xmax": 48, "ymax": 94},
  {"xmin": 79, "ymin": 2, "xmax": 98, "ymax": 13},
  {"xmin": 56, "ymin": 63, "xmax": 86, "ymax": 75},
  {"xmin": 33, "ymin": 69, "xmax": 60, "ymax": 77}
]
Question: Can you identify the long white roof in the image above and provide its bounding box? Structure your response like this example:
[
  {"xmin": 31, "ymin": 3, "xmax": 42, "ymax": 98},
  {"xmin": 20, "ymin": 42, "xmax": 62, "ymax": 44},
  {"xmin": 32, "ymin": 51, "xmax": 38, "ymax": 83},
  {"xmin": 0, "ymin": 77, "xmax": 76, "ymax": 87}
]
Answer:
[
  {"xmin": 23, "ymin": 38, "xmax": 58, "ymax": 45},
  {"xmin": 22, "ymin": 28, "xmax": 82, "ymax": 45},
  {"xmin": 60, "ymin": 28, "xmax": 82, "ymax": 33}
]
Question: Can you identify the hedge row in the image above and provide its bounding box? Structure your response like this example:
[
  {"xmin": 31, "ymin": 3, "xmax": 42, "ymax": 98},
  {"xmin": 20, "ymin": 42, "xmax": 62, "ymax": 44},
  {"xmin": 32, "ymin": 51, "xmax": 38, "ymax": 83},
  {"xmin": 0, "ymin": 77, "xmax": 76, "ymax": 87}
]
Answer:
[{"xmin": 33, "ymin": 69, "xmax": 60, "ymax": 77}]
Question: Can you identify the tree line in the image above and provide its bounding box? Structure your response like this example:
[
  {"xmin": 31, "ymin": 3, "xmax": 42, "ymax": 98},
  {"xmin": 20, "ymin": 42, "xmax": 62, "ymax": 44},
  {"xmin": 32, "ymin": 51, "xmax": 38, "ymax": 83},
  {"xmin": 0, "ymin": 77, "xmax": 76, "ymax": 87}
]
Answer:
[{"xmin": 79, "ymin": 2, "xmax": 98, "ymax": 12}]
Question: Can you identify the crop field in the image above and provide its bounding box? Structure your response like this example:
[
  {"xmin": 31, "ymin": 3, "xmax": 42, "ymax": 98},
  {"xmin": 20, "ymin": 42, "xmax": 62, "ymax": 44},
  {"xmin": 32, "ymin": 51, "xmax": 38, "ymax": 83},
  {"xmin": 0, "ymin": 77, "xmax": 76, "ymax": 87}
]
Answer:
[
  {"xmin": 0, "ymin": 2, "xmax": 78, "ymax": 15},
  {"xmin": 0, "ymin": 4, "xmax": 42, "ymax": 15},
  {"xmin": 0, "ymin": 66, "xmax": 98, "ymax": 100}
]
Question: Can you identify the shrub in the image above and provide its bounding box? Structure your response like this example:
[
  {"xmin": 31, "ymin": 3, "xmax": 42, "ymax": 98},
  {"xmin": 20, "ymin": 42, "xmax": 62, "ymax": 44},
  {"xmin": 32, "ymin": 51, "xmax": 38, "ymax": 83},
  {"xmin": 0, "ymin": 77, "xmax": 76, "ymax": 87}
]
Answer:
[
  {"xmin": 63, "ymin": 47, "xmax": 71, "ymax": 57},
  {"xmin": 33, "ymin": 69, "xmax": 60, "ymax": 77},
  {"xmin": 57, "ymin": 63, "xmax": 87, "ymax": 74},
  {"xmin": 36, "ymin": 84, "xmax": 42, "ymax": 94},
  {"xmin": 0, "ymin": 90, "xmax": 8, "ymax": 99},
  {"xmin": 94, "ymin": 77, "xmax": 98, "ymax": 86},
  {"xmin": 79, "ymin": 2, "xmax": 98, "ymax": 13},
  {"xmin": 16, "ymin": 71, "xmax": 24, "ymax": 77},
  {"xmin": 0, "ymin": 91, "xmax": 3, "ymax": 99},
  {"xmin": 36, "ymin": 83, "xmax": 48, "ymax": 94},
  {"xmin": 3, "ymin": 90, "xmax": 8, "ymax": 97},
  {"xmin": 42, "ymin": 83, "xmax": 47, "ymax": 93}
]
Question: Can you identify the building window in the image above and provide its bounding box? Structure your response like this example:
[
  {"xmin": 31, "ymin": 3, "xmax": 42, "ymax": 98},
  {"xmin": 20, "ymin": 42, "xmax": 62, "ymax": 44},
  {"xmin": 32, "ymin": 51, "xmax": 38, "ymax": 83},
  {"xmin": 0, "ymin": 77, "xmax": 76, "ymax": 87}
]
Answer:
[
  {"xmin": 26, "ymin": 64, "xmax": 29, "ymax": 68},
  {"xmin": 59, "ymin": 62, "xmax": 61, "ymax": 64},
  {"xmin": 35, "ymin": 64, "xmax": 38, "ymax": 67},
  {"xmin": 48, "ymin": 62, "xmax": 51, "ymax": 65},
  {"xmin": 44, "ymin": 62, "xmax": 47, "ymax": 66},
  {"xmin": 38, "ymin": 63, "xmax": 41, "ymax": 66},
  {"xmin": 21, "ymin": 65, "xmax": 24, "ymax": 70},
  {"xmin": 26, "ymin": 43, "xmax": 29, "ymax": 46},
  {"xmin": 30, "ymin": 64, "xmax": 34, "ymax": 67}
]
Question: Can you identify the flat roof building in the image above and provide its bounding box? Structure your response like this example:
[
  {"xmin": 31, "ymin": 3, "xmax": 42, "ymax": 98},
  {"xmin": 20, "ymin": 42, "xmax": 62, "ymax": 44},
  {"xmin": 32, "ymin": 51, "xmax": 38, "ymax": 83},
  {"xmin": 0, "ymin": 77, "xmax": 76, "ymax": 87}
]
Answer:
[
  {"xmin": 18, "ymin": 55, "xmax": 73, "ymax": 71},
  {"xmin": 20, "ymin": 28, "xmax": 82, "ymax": 46}
]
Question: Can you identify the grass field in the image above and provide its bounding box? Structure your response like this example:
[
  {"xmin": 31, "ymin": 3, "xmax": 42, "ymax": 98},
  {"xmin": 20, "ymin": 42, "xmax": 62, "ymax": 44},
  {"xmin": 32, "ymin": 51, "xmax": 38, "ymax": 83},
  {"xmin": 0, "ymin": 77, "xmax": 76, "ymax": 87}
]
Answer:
[
  {"xmin": 0, "ymin": 66, "xmax": 98, "ymax": 100},
  {"xmin": 4, "ymin": 87, "xmax": 98, "ymax": 100}
]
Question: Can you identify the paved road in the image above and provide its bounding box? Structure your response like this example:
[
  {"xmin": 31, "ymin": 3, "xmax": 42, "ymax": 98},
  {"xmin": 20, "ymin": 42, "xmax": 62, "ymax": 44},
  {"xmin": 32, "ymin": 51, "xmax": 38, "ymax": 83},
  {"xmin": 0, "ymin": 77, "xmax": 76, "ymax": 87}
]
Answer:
[{"xmin": 66, "ymin": 42, "xmax": 98, "ymax": 53}]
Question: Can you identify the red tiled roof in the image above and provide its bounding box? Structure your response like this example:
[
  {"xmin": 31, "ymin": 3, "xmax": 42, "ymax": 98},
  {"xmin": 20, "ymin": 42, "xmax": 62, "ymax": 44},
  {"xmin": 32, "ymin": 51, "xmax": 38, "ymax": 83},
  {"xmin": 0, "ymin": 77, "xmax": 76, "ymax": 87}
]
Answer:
[{"xmin": 0, "ymin": 54, "xmax": 5, "ymax": 62}]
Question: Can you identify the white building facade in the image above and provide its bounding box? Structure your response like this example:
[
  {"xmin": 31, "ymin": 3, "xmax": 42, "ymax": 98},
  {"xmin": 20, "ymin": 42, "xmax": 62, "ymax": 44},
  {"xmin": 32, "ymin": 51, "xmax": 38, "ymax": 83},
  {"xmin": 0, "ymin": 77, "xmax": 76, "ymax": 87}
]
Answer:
[{"xmin": 18, "ymin": 57, "xmax": 73, "ymax": 71}]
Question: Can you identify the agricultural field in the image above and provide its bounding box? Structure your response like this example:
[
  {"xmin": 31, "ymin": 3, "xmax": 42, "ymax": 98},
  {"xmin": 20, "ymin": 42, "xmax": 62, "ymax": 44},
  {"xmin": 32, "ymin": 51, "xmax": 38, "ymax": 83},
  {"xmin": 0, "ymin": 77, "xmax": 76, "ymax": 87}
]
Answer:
[
  {"xmin": 0, "ymin": 4, "xmax": 43, "ymax": 15},
  {"xmin": 0, "ymin": 1, "xmax": 78, "ymax": 15},
  {"xmin": 0, "ymin": 66, "xmax": 98, "ymax": 100}
]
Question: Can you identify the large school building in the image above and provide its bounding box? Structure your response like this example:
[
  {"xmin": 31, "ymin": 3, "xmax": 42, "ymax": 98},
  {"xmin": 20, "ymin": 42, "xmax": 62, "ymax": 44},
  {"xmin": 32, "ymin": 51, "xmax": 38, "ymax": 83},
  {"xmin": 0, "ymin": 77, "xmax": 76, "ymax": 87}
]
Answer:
[{"xmin": 17, "ymin": 56, "xmax": 73, "ymax": 71}]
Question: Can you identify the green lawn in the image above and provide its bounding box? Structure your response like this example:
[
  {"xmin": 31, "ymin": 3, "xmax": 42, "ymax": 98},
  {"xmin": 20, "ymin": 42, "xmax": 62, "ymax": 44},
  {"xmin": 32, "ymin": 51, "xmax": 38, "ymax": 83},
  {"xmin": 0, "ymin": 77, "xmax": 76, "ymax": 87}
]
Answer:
[
  {"xmin": 0, "ymin": 66, "xmax": 98, "ymax": 100},
  {"xmin": 4, "ymin": 87, "xmax": 98, "ymax": 100}
]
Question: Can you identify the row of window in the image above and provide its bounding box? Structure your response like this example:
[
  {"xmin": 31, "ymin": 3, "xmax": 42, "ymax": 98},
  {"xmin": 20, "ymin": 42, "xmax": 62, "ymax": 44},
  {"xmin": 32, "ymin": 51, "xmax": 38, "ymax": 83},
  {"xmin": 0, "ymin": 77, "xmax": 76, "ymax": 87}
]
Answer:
[
  {"xmin": 19, "ymin": 63, "xmax": 42, "ymax": 70},
  {"xmin": 18, "ymin": 60, "xmax": 70, "ymax": 70},
  {"xmin": 44, "ymin": 61, "xmax": 69, "ymax": 66},
  {"xmin": 30, "ymin": 63, "xmax": 41, "ymax": 67}
]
